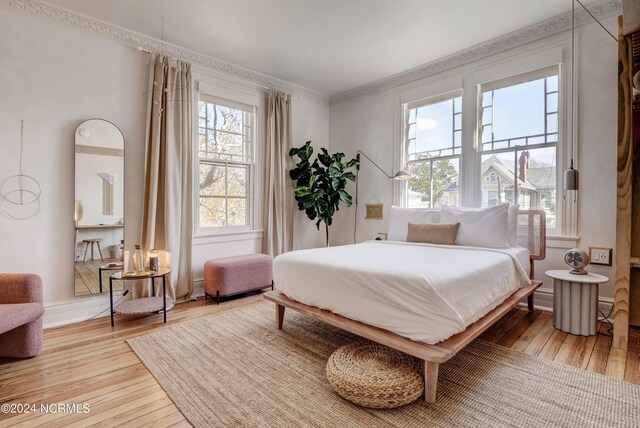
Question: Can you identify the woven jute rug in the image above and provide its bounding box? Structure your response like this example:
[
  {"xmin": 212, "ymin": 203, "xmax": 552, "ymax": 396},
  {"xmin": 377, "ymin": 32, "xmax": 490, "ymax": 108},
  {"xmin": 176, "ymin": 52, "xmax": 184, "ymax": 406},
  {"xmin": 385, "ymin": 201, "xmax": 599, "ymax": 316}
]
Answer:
[{"xmin": 127, "ymin": 303, "xmax": 640, "ymax": 427}]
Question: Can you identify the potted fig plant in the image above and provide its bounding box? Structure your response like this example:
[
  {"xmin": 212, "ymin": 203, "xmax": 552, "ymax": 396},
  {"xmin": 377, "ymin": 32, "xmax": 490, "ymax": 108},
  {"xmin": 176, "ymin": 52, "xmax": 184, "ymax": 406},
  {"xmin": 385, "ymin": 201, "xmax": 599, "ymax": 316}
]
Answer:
[{"xmin": 289, "ymin": 141, "xmax": 359, "ymax": 246}]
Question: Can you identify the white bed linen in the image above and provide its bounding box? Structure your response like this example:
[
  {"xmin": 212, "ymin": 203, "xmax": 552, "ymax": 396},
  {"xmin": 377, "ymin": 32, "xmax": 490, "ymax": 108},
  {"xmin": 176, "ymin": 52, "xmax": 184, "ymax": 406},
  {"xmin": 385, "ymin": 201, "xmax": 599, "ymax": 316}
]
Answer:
[{"xmin": 274, "ymin": 241, "xmax": 531, "ymax": 345}]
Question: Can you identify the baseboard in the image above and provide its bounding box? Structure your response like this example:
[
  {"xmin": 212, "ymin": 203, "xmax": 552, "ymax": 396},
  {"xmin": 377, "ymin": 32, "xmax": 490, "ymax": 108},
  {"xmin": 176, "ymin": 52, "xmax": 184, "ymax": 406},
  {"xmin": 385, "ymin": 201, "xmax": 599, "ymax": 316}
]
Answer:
[{"xmin": 43, "ymin": 292, "xmax": 123, "ymax": 329}]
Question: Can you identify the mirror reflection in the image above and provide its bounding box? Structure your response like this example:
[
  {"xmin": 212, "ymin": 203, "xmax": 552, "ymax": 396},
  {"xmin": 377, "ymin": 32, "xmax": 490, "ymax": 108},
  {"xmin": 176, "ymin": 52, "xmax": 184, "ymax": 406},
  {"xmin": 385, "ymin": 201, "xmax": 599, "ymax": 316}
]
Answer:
[{"xmin": 74, "ymin": 119, "xmax": 125, "ymax": 296}]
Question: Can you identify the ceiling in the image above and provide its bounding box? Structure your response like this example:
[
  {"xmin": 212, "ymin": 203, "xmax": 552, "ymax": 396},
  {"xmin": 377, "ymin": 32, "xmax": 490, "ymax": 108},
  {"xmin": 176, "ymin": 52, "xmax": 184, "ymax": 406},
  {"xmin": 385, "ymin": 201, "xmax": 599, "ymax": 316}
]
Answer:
[{"xmin": 45, "ymin": 0, "xmax": 599, "ymax": 96}]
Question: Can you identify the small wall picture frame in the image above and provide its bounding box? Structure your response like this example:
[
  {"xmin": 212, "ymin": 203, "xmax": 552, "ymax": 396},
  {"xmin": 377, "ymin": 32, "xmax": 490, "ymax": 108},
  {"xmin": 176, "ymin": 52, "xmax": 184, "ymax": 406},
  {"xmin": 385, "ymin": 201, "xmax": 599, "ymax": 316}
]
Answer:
[
  {"xmin": 589, "ymin": 247, "xmax": 613, "ymax": 266},
  {"xmin": 365, "ymin": 204, "xmax": 383, "ymax": 219}
]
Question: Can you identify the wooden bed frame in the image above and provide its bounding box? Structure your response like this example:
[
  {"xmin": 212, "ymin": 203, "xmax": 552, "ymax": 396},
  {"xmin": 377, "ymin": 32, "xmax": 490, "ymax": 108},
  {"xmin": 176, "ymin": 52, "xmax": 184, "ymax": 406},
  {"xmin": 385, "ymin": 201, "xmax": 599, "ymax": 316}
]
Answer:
[{"xmin": 264, "ymin": 210, "xmax": 546, "ymax": 403}]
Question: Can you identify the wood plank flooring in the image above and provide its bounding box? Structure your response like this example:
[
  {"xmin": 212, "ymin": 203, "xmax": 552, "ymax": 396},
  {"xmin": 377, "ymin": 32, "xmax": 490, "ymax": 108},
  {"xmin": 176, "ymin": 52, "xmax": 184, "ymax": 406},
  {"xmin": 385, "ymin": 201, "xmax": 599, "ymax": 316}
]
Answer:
[{"xmin": 1, "ymin": 295, "xmax": 638, "ymax": 427}]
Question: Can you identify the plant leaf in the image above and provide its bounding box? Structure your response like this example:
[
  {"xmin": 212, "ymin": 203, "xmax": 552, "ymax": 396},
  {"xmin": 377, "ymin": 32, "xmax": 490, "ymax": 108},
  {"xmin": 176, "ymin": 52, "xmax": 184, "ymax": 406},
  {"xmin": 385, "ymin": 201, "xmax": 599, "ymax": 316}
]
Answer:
[
  {"xmin": 338, "ymin": 190, "xmax": 352, "ymax": 204},
  {"xmin": 343, "ymin": 172, "xmax": 356, "ymax": 182}
]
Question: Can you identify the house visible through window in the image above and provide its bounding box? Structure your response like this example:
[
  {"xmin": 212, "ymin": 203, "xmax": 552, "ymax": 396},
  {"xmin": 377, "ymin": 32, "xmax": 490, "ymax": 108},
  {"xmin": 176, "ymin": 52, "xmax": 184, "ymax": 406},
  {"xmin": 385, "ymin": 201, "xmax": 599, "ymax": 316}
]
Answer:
[
  {"xmin": 197, "ymin": 95, "xmax": 253, "ymax": 229},
  {"xmin": 405, "ymin": 92, "xmax": 461, "ymax": 208}
]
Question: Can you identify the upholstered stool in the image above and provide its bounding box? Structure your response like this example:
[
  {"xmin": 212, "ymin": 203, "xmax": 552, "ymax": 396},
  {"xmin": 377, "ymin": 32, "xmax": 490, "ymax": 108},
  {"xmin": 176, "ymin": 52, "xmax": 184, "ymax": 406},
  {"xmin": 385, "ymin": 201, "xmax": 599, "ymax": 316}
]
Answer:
[
  {"xmin": 82, "ymin": 238, "xmax": 104, "ymax": 262},
  {"xmin": 326, "ymin": 342, "xmax": 424, "ymax": 409},
  {"xmin": 204, "ymin": 254, "xmax": 273, "ymax": 304}
]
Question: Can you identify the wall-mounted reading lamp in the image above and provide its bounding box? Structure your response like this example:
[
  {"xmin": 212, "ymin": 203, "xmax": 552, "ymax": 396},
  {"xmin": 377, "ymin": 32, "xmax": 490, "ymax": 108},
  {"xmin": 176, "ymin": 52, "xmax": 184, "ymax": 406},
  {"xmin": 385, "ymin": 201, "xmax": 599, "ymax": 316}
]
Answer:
[
  {"xmin": 353, "ymin": 150, "xmax": 412, "ymax": 243},
  {"xmin": 356, "ymin": 151, "xmax": 412, "ymax": 180}
]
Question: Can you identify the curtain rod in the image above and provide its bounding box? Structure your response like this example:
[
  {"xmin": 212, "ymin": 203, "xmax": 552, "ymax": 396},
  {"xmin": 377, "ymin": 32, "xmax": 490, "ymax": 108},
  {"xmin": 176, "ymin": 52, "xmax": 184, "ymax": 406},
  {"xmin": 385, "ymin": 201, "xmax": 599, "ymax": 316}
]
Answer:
[{"xmin": 136, "ymin": 45, "xmax": 280, "ymax": 93}]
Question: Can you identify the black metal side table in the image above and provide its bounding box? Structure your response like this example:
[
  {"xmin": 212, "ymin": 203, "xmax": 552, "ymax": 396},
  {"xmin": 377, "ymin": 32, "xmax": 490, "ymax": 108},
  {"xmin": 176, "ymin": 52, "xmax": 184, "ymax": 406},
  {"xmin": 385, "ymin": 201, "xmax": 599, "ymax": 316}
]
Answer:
[
  {"xmin": 109, "ymin": 268, "xmax": 173, "ymax": 327},
  {"xmin": 98, "ymin": 263, "xmax": 123, "ymax": 293}
]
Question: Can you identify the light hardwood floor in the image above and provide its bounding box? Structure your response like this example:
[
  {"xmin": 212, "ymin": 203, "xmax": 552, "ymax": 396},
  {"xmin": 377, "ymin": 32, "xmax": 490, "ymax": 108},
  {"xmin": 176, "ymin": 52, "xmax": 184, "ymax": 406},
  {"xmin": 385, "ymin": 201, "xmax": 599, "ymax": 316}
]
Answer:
[{"xmin": 1, "ymin": 295, "xmax": 638, "ymax": 427}]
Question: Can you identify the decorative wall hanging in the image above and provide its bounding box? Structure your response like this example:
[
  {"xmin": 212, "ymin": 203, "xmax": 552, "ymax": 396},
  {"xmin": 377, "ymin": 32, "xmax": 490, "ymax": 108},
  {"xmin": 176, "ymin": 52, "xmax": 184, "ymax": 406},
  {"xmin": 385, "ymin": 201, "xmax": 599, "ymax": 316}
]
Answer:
[
  {"xmin": 0, "ymin": 120, "xmax": 42, "ymax": 220},
  {"xmin": 98, "ymin": 172, "xmax": 116, "ymax": 215}
]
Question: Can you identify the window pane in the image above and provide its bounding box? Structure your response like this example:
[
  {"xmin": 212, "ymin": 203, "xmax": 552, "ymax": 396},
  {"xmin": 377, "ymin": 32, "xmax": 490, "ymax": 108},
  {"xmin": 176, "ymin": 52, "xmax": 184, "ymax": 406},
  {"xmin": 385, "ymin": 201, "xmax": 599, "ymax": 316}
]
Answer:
[
  {"xmin": 411, "ymin": 98, "xmax": 458, "ymax": 158},
  {"xmin": 481, "ymin": 152, "xmax": 517, "ymax": 207},
  {"xmin": 408, "ymin": 123, "xmax": 416, "ymax": 140},
  {"xmin": 198, "ymin": 99, "xmax": 252, "ymax": 163},
  {"xmin": 407, "ymin": 158, "xmax": 459, "ymax": 208},
  {"xmin": 409, "ymin": 108, "xmax": 416, "ymax": 123},
  {"xmin": 214, "ymin": 105, "xmax": 243, "ymax": 133},
  {"xmin": 480, "ymin": 147, "xmax": 556, "ymax": 229},
  {"xmin": 482, "ymin": 125, "xmax": 493, "ymax": 143},
  {"xmin": 227, "ymin": 198, "xmax": 247, "ymax": 225},
  {"xmin": 482, "ymin": 107, "xmax": 492, "ymax": 124},
  {"xmin": 546, "ymin": 113, "xmax": 558, "ymax": 133},
  {"xmin": 453, "ymin": 97, "xmax": 462, "ymax": 112},
  {"xmin": 453, "ymin": 131, "xmax": 461, "ymax": 146},
  {"xmin": 199, "ymin": 197, "xmax": 225, "ymax": 228},
  {"xmin": 546, "ymin": 93, "xmax": 558, "ymax": 113},
  {"xmin": 546, "ymin": 75, "xmax": 558, "ymax": 92},
  {"xmin": 227, "ymin": 166, "xmax": 248, "ymax": 197},
  {"xmin": 523, "ymin": 146, "xmax": 557, "ymax": 229},
  {"xmin": 484, "ymin": 78, "xmax": 546, "ymax": 141},
  {"xmin": 482, "ymin": 92, "xmax": 492, "ymax": 108},
  {"xmin": 199, "ymin": 164, "xmax": 225, "ymax": 196}
]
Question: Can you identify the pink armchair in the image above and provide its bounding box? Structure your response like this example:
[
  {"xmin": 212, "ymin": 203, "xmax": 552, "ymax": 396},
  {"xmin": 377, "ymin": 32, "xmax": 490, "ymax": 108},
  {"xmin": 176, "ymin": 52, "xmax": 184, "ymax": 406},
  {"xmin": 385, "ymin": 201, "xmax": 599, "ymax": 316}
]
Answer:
[{"xmin": 0, "ymin": 274, "xmax": 44, "ymax": 358}]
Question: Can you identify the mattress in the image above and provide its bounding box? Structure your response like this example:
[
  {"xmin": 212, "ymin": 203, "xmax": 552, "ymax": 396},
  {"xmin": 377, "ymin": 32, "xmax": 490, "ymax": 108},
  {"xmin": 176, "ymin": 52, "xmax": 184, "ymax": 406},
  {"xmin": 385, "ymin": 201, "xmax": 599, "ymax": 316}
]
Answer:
[{"xmin": 273, "ymin": 241, "xmax": 531, "ymax": 345}]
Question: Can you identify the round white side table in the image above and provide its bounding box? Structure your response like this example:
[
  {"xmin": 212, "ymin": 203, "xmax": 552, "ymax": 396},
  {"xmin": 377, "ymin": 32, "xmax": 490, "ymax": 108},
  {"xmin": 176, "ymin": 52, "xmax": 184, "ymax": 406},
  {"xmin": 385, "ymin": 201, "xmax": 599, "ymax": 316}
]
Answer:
[{"xmin": 545, "ymin": 270, "xmax": 608, "ymax": 336}]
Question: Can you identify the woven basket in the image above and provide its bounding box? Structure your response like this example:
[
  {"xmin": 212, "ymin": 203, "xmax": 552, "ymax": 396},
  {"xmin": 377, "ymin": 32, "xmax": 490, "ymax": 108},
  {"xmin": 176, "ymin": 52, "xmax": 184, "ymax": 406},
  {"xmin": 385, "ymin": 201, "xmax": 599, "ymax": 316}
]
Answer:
[{"xmin": 326, "ymin": 342, "xmax": 424, "ymax": 409}]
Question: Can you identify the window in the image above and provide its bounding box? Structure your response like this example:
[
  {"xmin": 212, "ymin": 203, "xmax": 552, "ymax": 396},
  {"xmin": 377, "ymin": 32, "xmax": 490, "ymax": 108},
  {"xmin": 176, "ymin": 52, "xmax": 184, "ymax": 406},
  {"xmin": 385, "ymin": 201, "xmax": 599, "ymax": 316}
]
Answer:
[
  {"xmin": 401, "ymin": 64, "xmax": 562, "ymax": 233},
  {"xmin": 197, "ymin": 95, "xmax": 254, "ymax": 230},
  {"xmin": 479, "ymin": 67, "xmax": 558, "ymax": 229},
  {"xmin": 405, "ymin": 93, "xmax": 461, "ymax": 208}
]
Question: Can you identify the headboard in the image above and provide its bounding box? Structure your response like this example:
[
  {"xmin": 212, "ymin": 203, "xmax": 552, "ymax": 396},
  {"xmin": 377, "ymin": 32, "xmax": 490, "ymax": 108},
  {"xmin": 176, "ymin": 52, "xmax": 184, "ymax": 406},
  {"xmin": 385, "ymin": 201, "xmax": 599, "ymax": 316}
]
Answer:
[{"xmin": 517, "ymin": 210, "xmax": 546, "ymax": 262}]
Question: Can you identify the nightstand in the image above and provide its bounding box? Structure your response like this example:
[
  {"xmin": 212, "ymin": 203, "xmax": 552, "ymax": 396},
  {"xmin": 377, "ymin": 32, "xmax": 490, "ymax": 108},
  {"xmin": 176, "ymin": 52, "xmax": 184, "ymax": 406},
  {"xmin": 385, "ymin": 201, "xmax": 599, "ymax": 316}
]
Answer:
[{"xmin": 545, "ymin": 270, "xmax": 608, "ymax": 336}]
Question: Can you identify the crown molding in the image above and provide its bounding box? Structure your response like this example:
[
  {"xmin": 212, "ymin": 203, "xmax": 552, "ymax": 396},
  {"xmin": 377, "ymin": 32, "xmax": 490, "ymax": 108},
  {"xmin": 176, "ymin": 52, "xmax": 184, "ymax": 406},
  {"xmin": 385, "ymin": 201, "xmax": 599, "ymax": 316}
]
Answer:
[
  {"xmin": 331, "ymin": 0, "xmax": 621, "ymax": 103},
  {"xmin": 0, "ymin": 0, "xmax": 329, "ymax": 103}
]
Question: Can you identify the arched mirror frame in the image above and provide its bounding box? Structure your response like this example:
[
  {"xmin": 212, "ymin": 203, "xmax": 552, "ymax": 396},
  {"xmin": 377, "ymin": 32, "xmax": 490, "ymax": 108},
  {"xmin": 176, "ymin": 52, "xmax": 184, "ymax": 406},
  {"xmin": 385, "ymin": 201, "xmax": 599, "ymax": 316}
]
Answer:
[{"xmin": 73, "ymin": 118, "xmax": 125, "ymax": 296}]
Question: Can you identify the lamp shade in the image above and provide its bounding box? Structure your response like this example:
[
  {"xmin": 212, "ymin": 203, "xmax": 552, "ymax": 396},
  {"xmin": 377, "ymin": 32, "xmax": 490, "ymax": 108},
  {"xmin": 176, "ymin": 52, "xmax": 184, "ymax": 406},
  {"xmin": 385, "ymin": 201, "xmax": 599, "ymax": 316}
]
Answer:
[
  {"xmin": 392, "ymin": 170, "xmax": 413, "ymax": 180},
  {"xmin": 564, "ymin": 159, "xmax": 579, "ymax": 191}
]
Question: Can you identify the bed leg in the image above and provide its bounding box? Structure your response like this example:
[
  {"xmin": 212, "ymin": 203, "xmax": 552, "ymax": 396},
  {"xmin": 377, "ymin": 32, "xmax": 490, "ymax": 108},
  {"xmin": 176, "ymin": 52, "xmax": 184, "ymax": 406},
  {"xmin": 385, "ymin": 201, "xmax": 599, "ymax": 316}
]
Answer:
[
  {"xmin": 275, "ymin": 303, "xmax": 285, "ymax": 330},
  {"xmin": 527, "ymin": 294, "xmax": 534, "ymax": 312},
  {"xmin": 424, "ymin": 361, "xmax": 439, "ymax": 403}
]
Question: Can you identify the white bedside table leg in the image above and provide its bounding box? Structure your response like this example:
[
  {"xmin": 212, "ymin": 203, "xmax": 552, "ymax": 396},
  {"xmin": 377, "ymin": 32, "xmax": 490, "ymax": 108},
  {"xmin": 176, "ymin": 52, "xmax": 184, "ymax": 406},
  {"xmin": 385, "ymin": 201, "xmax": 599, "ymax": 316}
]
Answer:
[{"xmin": 553, "ymin": 279, "xmax": 561, "ymax": 328}]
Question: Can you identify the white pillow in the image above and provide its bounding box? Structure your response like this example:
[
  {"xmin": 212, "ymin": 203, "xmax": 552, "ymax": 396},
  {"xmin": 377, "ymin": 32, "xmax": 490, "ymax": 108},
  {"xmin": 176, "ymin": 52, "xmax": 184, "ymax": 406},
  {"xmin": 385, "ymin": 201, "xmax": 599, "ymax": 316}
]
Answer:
[
  {"xmin": 440, "ymin": 204, "xmax": 509, "ymax": 248},
  {"xmin": 388, "ymin": 206, "xmax": 440, "ymax": 241},
  {"xmin": 508, "ymin": 204, "xmax": 519, "ymax": 247}
]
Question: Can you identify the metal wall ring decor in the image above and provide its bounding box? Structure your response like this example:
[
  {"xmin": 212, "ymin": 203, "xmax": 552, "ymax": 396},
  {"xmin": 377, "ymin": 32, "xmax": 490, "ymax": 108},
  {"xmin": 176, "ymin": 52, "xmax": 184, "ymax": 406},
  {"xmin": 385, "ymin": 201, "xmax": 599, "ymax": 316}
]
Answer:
[{"xmin": 0, "ymin": 120, "xmax": 42, "ymax": 220}]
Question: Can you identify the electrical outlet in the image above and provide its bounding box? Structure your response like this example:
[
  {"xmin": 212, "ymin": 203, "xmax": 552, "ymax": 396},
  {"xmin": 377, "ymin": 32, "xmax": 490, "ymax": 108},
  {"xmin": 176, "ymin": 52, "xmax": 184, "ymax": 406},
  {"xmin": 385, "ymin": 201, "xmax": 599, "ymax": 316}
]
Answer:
[{"xmin": 589, "ymin": 247, "xmax": 612, "ymax": 266}]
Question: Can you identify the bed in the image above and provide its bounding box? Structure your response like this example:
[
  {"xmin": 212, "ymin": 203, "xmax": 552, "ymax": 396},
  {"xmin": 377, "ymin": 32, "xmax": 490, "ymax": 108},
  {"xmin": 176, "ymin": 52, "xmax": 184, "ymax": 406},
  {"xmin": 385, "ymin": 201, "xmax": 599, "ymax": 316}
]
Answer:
[{"xmin": 264, "ymin": 209, "xmax": 546, "ymax": 403}]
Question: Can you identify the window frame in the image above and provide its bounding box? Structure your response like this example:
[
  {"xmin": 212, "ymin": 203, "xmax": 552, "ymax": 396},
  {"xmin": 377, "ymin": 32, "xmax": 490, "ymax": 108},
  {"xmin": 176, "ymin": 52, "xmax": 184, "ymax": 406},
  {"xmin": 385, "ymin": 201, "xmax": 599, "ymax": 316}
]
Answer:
[
  {"xmin": 195, "ymin": 93, "xmax": 257, "ymax": 236},
  {"xmin": 402, "ymin": 90, "xmax": 463, "ymax": 208},
  {"xmin": 395, "ymin": 43, "xmax": 574, "ymax": 237},
  {"xmin": 476, "ymin": 66, "xmax": 561, "ymax": 233}
]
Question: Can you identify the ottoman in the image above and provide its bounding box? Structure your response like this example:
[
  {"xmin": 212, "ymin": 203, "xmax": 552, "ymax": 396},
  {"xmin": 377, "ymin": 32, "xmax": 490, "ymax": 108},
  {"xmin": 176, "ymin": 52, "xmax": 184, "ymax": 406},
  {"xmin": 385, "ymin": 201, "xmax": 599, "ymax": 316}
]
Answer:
[
  {"xmin": 326, "ymin": 342, "xmax": 424, "ymax": 409},
  {"xmin": 204, "ymin": 254, "xmax": 273, "ymax": 304}
]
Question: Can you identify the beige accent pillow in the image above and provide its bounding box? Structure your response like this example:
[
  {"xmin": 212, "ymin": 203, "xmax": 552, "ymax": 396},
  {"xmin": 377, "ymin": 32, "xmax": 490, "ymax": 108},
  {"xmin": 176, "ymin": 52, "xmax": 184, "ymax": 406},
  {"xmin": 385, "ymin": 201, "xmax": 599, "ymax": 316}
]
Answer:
[{"xmin": 406, "ymin": 222, "xmax": 460, "ymax": 245}]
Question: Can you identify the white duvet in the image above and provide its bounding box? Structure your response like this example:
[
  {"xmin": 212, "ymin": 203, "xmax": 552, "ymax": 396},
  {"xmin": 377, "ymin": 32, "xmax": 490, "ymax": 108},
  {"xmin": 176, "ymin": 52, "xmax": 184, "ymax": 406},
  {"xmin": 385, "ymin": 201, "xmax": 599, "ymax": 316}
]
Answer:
[{"xmin": 273, "ymin": 241, "xmax": 531, "ymax": 345}]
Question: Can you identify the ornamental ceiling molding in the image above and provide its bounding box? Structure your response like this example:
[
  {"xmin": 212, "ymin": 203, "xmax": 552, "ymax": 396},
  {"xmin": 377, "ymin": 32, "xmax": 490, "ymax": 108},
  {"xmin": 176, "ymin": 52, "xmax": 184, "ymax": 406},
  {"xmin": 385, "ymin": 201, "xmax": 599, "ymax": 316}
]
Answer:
[
  {"xmin": 0, "ymin": 0, "xmax": 329, "ymax": 103},
  {"xmin": 331, "ymin": 0, "xmax": 621, "ymax": 103}
]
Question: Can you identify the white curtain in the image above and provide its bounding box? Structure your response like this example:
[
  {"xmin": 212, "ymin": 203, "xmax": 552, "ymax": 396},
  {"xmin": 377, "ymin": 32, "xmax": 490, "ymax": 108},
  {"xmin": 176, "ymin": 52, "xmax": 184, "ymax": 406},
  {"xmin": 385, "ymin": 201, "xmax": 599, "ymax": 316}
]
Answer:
[
  {"xmin": 140, "ymin": 53, "xmax": 194, "ymax": 300},
  {"xmin": 263, "ymin": 89, "xmax": 294, "ymax": 257}
]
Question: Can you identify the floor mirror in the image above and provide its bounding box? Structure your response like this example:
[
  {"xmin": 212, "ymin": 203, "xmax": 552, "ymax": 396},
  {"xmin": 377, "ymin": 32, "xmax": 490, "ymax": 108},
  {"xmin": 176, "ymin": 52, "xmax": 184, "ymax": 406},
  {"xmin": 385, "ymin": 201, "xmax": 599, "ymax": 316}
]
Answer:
[{"xmin": 74, "ymin": 119, "xmax": 125, "ymax": 296}]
